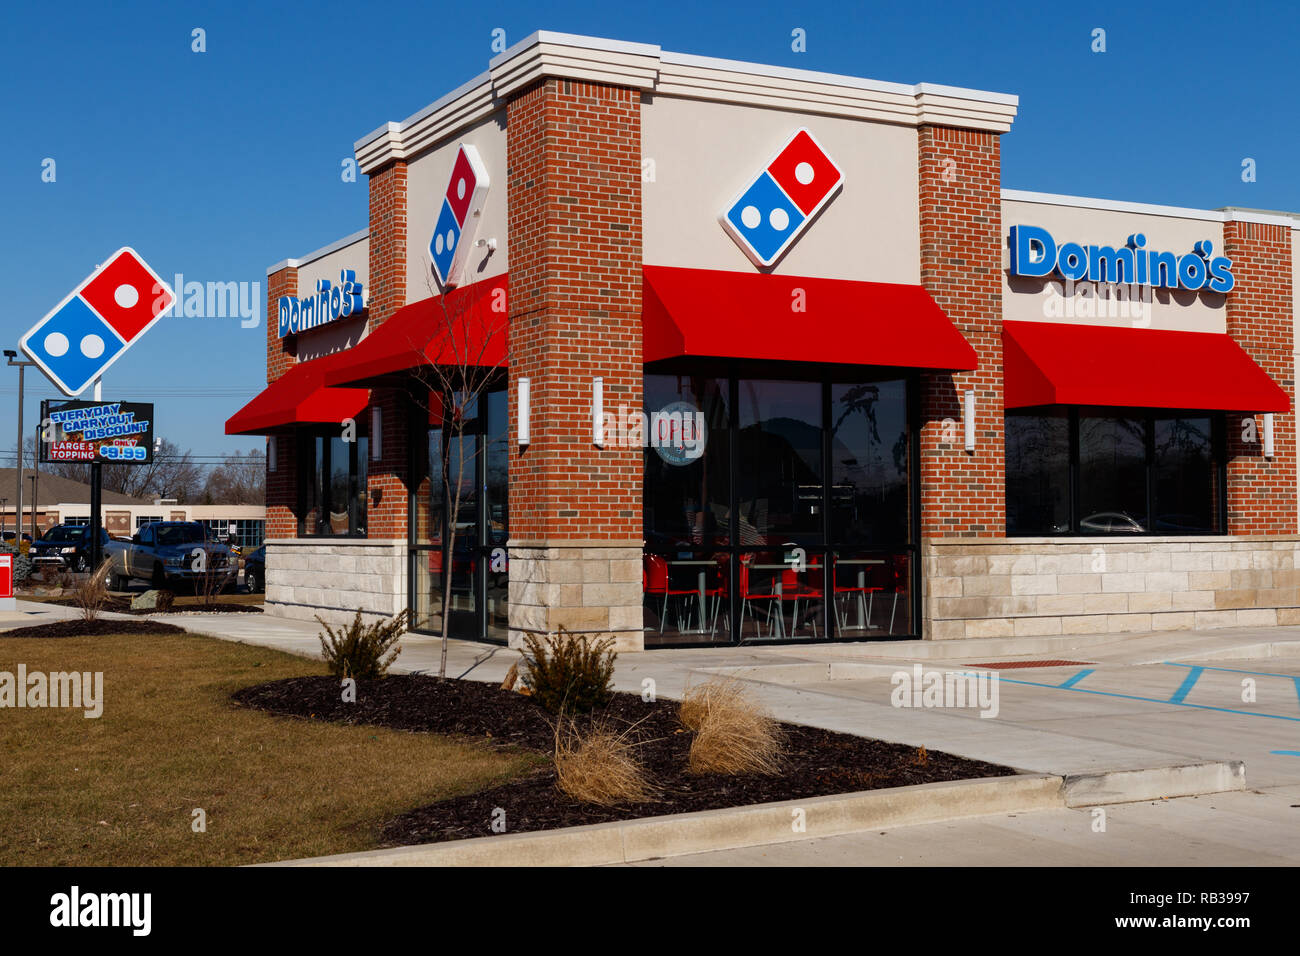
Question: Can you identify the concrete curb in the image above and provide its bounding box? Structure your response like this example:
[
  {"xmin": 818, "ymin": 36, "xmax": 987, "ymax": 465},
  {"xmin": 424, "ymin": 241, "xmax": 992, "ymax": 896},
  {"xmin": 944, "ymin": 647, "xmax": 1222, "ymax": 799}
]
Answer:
[
  {"xmin": 267, "ymin": 773, "xmax": 1065, "ymax": 867},
  {"xmin": 1062, "ymin": 760, "xmax": 1247, "ymax": 807}
]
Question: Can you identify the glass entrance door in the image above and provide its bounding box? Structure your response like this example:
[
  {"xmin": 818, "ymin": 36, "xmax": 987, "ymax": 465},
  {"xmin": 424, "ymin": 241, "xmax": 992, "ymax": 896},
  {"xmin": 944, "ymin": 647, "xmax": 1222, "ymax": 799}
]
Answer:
[{"xmin": 410, "ymin": 386, "xmax": 509, "ymax": 643}]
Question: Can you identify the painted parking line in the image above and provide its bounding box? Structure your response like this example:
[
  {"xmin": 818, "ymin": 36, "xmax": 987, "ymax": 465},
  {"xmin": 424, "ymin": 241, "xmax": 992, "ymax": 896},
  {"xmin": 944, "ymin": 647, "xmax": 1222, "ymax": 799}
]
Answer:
[
  {"xmin": 1059, "ymin": 669, "xmax": 1094, "ymax": 688},
  {"xmin": 1169, "ymin": 665, "xmax": 1204, "ymax": 704},
  {"xmin": 1164, "ymin": 661, "xmax": 1300, "ymax": 706},
  {"xmin": 992, "ymin": 673, "xmax": 1300, "ymax": 723},
  {"xmin": 1271, "ymin": 751, "xmax": 1300, "ymax": 757}
]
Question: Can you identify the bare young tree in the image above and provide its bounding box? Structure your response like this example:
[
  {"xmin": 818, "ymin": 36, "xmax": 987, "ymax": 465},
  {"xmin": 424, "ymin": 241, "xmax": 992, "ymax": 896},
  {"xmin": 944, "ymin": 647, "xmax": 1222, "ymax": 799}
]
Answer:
[
  {"xmin": 408, "ymin": 270, "xmax": 508, "ymax": 678},
  {"xmin": 23, "ymin": 435, "xmax": 204, "ymax": 502},
  {"xmin": 203, "ymin": 449, "xmax": 266, "ymax": 504}
]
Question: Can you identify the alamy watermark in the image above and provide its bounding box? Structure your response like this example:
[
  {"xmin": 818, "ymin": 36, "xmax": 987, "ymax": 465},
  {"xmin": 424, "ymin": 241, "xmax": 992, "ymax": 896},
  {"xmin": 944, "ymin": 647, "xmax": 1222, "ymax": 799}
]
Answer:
[
  {"xmin": 153, "ymin": 274, "xmax": 261, "ymax": 328},
  {"xmin": 890, "ymin": 664, "xmax": 999, "ymax": 718},
  {"xmin": 1, "ymin": 665, "xmax": 103, "ymax": 718}
]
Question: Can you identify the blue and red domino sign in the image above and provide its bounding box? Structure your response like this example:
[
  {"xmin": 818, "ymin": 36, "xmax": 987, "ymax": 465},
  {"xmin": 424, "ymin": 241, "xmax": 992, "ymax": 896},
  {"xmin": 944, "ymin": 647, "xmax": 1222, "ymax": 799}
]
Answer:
[
  {"xmin": 720, "ymin": 128, "xmax": 844, "ymax": 268},
  {"xmin": 20, "ymin": 248, "xmax": 175, "ymax": 396},
  {"xmin": 430, "ymin": 144, "xmax": 490, "ymax": 289}
]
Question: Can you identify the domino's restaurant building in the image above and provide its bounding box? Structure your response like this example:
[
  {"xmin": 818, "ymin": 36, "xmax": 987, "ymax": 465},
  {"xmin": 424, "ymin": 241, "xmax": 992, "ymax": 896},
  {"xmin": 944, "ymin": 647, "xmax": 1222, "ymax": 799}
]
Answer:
[{"xmin": 229, "ymin": 32, "xmax": 1300, "ymax": 651}]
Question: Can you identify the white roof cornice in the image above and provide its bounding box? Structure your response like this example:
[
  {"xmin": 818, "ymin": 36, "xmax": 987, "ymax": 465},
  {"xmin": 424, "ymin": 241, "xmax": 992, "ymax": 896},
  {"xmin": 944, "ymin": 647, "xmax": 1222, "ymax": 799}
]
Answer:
[
  {"xmin": 1004, "ymin": 189, "xmax": 1299, "ymax": 227},
  {"xmin": 354, "ymin": 32, "xmax": 1019, "ymax": 172}
]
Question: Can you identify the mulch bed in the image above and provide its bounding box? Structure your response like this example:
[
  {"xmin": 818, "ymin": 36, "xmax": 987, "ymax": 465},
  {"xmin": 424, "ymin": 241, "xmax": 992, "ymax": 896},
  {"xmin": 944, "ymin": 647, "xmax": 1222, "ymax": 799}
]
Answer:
[
  {"xmin": 232, "ymin": 674, "xmax": 1016, "ymax": 846},
  {"xmin": 1, "ymin": 619, "xmax": 187, "ymax": 639},
  {"xmin": 36, "ymin": 596, "xmax": 262, "ymax": 615}
]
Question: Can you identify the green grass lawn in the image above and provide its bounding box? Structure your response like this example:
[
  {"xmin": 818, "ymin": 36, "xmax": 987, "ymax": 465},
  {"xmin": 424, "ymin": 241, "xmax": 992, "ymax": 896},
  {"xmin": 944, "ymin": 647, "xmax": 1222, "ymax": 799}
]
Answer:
[{"xmin": 0, "ymin": 629, "xmax": 538, "ymax": 866}]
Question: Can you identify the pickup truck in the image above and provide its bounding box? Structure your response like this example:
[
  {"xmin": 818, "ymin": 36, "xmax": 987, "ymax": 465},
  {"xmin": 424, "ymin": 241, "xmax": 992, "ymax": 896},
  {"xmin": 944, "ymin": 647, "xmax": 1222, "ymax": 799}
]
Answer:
[{"xmin": 105, "ymin": 521, "xmax": 237, "ymax": 592}]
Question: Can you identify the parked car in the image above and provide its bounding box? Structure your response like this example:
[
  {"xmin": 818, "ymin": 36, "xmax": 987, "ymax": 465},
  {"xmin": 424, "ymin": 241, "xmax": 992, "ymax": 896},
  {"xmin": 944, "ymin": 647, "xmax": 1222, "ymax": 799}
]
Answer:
[
  {"xmin": 242, "ymin": 545, "xmax": 265, "ymax": 593},
  {"xmin": 105, "ymin": 521, "xmax": 237, "ymax": 592},
  {"xmin": 2, "ymin": 531, "xmax": 33, "ymax": 546},
  {"xmin": 30, "ymin": 524, "xmax": 111, "ymax": 571},
  {"xmin": 1079, "ymin": 511, "xmax": 1146, "ymax": 534}
]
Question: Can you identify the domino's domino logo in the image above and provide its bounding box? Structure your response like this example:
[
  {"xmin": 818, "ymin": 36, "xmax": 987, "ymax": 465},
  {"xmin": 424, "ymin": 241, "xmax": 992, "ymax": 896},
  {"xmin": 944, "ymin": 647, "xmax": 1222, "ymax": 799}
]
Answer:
[
  {"xmin": 430, "ymin": 144, "xmax": 490, "ymax": 289},
  {"xmin": 720, "ymin": 128, "xmax": 844, "ymax": 268},
  {"xmin": 19, "ymin": 248, "xmax": 175, "ymax": 397}
]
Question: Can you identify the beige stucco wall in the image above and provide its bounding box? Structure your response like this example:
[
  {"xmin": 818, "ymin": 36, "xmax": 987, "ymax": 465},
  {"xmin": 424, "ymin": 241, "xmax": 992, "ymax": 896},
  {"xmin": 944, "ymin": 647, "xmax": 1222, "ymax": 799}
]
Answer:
[
  {"xmin": 641, "ymin": 95, "xmax": 920, "ymax": 283},
  {"xmin": 1002, "ymin": 199, "xmax": 1227, "ymax": 333},
  {"xmin": 404, "ymin": 112, "xmax": 509, "ymax": 304}
]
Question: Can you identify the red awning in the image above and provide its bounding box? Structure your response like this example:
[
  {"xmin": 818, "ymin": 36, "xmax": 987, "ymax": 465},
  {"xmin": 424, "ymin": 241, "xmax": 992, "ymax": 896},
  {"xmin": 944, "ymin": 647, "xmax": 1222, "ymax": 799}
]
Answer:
[
  {"xmin": 323, "ymin": 274, "xmax": 508, "ymax": 387},
  {"xmin": 1003, "ymin": 320, "xmax": 1291, "ymax": 412},
  {"xmin": 226, "ymin": 350, "xmax": 370, "ymax": 436},
  {"xmin": 642, "ymin": 265, "xmax": 977, "ymax": 370}
]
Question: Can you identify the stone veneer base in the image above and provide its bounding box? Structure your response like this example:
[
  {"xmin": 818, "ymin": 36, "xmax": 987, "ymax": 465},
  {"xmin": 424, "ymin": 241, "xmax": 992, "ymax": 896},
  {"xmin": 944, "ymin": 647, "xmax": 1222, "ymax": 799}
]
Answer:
[
  {"xmin": 925, "ymin": 535, "xmax": 1300, "ymax": 640},
  {"xmin": 264, "ymin": 539, "xmax": 407, "ymax": 627}
]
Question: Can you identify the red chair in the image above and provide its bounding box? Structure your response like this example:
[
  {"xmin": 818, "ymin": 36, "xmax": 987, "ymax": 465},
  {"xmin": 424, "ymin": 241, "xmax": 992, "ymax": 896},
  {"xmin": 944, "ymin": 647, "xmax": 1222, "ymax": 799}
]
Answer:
[
  {"xmin": 644, "ymin": 554, "xmax": 697, "ymax": 634},
  {"xmin": 738, "ymin": 555, "xmax": 779, "ymax": 639},
  {"xmin": 780, "ymin": 555, "xmax": 823, "ymax": 638},
  {"xmin": 832, "ymin": 554, "xmax": 884, "ymax": 635},
  {"xmin": 884, "ymin": 554, "xmax": 910, "ymax": 635},
  {"xmin": 702, "ymin": 554, "xmax": 729, "ymax": 640}
]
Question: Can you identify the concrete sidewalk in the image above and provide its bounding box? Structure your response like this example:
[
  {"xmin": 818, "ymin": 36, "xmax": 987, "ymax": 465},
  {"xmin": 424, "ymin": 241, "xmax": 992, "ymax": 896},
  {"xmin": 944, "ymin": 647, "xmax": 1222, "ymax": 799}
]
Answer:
[{"xmin": 8, "ymin": 599, "xmax": 1297, "ymax": 794}]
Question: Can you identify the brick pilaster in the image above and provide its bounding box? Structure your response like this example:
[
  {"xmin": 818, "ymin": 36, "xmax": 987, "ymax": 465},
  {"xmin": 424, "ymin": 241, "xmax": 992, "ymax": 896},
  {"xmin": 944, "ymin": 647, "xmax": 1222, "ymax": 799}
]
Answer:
[
  {"xmin": 264, "ymin": 430, "xmax": 297, "ymax": 539},
  {"xmin": 364, "ymin": 159, "xmax": 410, "ymax": 541},
  {"xmin": 266, "ymin": 266, "xmax": 297, "ymax": 383},
  {"xmin": 505, "ymin": 78, "xmax": 644, "ymax": 645},
  {"xmin": 917, "ymin": 126, "xmax": 1006, "ymax": 537},
  {"xmin": 1223, "ymin": 220, "xmax": 1295, "ymax": 535}
]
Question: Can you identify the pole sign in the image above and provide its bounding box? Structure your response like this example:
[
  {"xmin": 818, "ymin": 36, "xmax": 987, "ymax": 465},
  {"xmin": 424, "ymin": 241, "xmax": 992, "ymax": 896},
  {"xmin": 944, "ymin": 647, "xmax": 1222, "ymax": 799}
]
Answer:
[
  {"xmin": 19, "ymin": 248, "xmax": 176, "ymax": 396},
  {"xmin": 40, "ymin": 399, "xmax": 155, "ymax": 465}
]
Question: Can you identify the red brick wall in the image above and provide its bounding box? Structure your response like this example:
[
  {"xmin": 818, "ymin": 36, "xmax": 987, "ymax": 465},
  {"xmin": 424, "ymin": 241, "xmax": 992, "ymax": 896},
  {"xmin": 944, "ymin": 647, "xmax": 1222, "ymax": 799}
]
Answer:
[
  {"xmin": 364, "ymin": 159, "xmax": 410, "ymax": 540},
  {"xmin": 1223, "ymin": 220, "xmax": 1295, "ymax": 535},
  {"xmin": 506, "ymin": 79, "xmax": 643, "ymax": 540},
  {"xmin": 368, "ymin": 161, "xmax": 408, "ymax": 332},
  {"xmin": 265, "ymin": 431, "xmax": 297, "ymax": 539},
  {"xmin": 266, "ymin": 266, "xmax": 297, "ymax": 383},
  {"xmin": 917, "ymin": 126, "xmax": 1005, "ymax": 537}
]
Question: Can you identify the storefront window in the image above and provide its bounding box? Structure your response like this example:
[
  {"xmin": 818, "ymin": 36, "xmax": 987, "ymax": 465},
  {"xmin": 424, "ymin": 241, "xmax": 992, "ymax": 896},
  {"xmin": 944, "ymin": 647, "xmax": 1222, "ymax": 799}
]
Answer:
[
  {"xmin": 737, "ymin": 379, "xmax": 822, "ymax": 545},
  {"xmin": 298, "ymin": 430, "xmax": 367, "ymax": 537},
  {"xmin": 643, "ymin": 371, "xmax": 917, "ymax": 646},
  {"xmin": 1005, "ymin": 408, "xmax": 1224, "ymax": 535},
  {"xmin": 644, "ymin": 376, "xmax": 730, "ymax": 549},
  {"xmin": 829, "ymin": 380, "xmax": 910, "ymax": 546},
  {"xmin": 1006, "ymin": 411, "xmax": 1069, "ymax": 534}
]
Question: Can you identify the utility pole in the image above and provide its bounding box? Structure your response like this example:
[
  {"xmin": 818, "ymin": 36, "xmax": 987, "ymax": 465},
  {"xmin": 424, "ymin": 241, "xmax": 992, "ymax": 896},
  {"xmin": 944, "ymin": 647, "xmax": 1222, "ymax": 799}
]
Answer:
[{"xmin": 28, "ymin": 474, "xmax": 37, "ymax": 540}]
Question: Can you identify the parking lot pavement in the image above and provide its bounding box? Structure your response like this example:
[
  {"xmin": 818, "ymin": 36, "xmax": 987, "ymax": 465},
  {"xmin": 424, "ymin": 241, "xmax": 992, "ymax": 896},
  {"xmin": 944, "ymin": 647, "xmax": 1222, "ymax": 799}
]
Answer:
[
  {"xmin": 627, "ymin": 783, "xmax": 1300, "ymax": 866},
  {"xmin": 766, "ymin": 656, "xmax": 1300, "ymax": 787}
]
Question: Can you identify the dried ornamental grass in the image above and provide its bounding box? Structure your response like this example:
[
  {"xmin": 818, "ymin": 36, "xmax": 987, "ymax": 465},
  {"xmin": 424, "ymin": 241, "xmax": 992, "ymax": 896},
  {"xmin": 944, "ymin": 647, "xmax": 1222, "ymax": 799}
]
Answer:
[
  {"xmin": 681, "ymin": 678, "xmax": 784, "ymax": 776},
  {"xmin": 74, "ymin": 559, "xmax": 115, "ymax": 622},
  {"xmin": 553, "ymin": 720, "xmax": 656, "ymax": 807}
]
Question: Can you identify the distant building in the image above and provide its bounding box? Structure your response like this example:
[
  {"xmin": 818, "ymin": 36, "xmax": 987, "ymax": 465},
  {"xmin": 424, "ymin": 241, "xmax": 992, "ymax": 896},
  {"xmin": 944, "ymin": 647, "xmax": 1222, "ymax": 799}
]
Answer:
[{"xmin": 0, "ymin": 468, "xmax": 265, "ymax": 548}]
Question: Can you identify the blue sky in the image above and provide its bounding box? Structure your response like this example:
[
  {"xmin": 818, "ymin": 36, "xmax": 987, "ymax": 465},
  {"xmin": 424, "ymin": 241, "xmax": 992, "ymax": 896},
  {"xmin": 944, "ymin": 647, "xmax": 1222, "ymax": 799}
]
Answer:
[{"xmin": 2, "ymin": 0, "xmax": 1297, "ymax": 466}]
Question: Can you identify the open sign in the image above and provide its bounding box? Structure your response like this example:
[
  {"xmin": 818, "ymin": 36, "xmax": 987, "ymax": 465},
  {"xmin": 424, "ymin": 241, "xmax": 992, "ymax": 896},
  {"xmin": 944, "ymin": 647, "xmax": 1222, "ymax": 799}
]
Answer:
[{"xmin": 652, "ymin": 401, "xmax": 707, "ymax": 466}]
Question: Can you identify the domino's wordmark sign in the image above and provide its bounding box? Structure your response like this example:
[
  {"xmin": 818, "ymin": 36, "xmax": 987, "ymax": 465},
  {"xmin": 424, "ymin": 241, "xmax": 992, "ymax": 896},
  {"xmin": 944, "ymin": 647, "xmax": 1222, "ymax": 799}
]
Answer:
[
  {"xmin": 19, "ymin": 248, "xmax": 175, "ymax": 396},
  {"xmin": 721, "ymin": 128, "xmax": 844, "ymax": 268},
  {"xmin": 40, "ymin": 398, "xmax": 155, "ymax": 465}
]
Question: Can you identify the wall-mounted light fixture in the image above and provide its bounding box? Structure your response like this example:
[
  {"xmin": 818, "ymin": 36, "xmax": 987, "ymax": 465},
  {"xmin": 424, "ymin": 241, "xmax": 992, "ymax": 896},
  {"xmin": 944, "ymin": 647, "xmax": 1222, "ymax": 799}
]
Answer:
[
  {"xmin": 518, "ymin": 377, "xmax": 530, "ymax": 445},
  {"xmin": 267, "ymin": 436, "xmax": 277, "ymax": 473},
  {"xmin": 592, "ymin": 377, "xmax": 605, "ymax": 447},
  {"xmin": 963, "ymin": 389, "xmax": 976, "ymax": 452},
  {"xmin": 1264, "ymin": 413, "xmax": 1275, "ymax": 459},
  {"xmin": 370, "ymin": 406, "xmax": 383, "ymax": 461}
]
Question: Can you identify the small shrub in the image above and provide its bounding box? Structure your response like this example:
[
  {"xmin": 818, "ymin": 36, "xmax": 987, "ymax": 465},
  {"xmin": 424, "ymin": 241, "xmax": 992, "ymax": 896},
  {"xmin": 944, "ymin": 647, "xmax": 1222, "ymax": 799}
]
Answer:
[
  {"xmin": 553, "ymin": 719, "xmax": 655, "ymax": 806},
  {"xmin": 73, "ymin": 559, "xmax": 115, "ymax": 622},
  {"xmin": 316, "ymin": 609, "xmax": 408, "ymax": 680},
  {"xmin": 1, "ymin": 546, "xmax": 33, "ymax": 585},
  {"xmin": 682, "ymin": 678, "xmax": 783, "ymax": 776},
  {"xmin": 520, "ymin": 627, "xmax": 616, "ymax": 715}
]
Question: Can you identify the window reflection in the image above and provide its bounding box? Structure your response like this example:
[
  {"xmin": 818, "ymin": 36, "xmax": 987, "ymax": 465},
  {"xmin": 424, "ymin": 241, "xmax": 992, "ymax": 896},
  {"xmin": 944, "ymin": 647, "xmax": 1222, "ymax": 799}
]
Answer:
[
  {"xmin": 830, "ymin": 380, "xmax": 909, "ymax": 545},
  {"xmin": 1079, "ymin": 414, "xmax": 1147, "ymax": 533},
  {"xmin": 737, "ymin": 380, "xmax": 822, "ymax": 545},
  {"xmin": 1006, "ymin": 411, "xmax": 1069, "ymax": 534}
]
